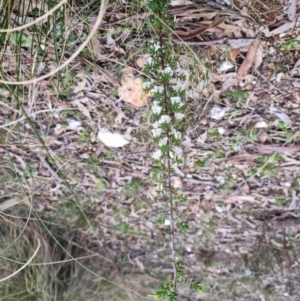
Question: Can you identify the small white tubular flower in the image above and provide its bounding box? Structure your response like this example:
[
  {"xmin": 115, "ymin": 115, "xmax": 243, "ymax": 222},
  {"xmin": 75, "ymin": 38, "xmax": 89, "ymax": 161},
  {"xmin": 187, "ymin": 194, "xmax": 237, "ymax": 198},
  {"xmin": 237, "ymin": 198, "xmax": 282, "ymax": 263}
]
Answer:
[
  {"xmin": 175, "ymin": 112, "xmax": 184, "ymax": 120},
  {"xmin": 171, "ymin": 129, "xmax": 182, "ymax": 140},
  {"xmin": 158, "ymin": 115, "xmax": 171, "ymax": 125},
  {"xmin": 153, "ymin": 121, "xmax": 160, "ymax": 129},
  {"xmin": 152, "ymin": 101, "xmax": 162, "ymax": 115},
  {"xmin": 153, "ymin": 42, "xmax": 160, "ymax": 51},
  {"xmin": 172, "ymin": 146, "xmax": 183, "ymax": 159},
  {"xmin": 153, "ymin": 149, "xmax": 162, "ymax": 160},
  {"xmin": 173, "ymin": 82, "xmax": 186, "ymax": 91},
  {"xmin": 143, "ymin": 81, "xmax": 153, "ymax": 89},
  {"xmin": 159, "ymin": 137, "xmax": 168, "ymax": 146},
  {"xmin": 152, "ymin": 128, "xmax": 162, "ymax": 137},
  {"xmin": 162, "ymin": 66, "xmax": 174, "ymax": 76},
  {"xmin": 151, "ymin": 86, "xmax": 164, "ymax": 93},
  {"xmin": 171, "ymin": 96, "xmax": 183, "ymax": 108},
  {"xmin": 177, "ymin": 69, "xmax": 188, "ymax": 77},
  {"xmin": 145, "ymin": 56, "xmax": 153, "ymax": 65}
]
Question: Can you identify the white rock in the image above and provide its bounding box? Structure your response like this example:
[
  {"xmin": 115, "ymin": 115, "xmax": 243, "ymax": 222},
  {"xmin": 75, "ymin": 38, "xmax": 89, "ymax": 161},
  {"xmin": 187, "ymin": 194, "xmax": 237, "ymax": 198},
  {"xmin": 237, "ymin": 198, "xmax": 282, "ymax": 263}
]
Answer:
[
  {"xmin": 218, "ymin": 127, "xmax": 226, "ymax": 135},
  {"xmin": 67, "ymin": 120, "xmax": 82, "ymax": 131},
  {"xmin": 164, "ymin": 219, "xmax": 171, "ymax": 226},
  {"xmin": 197, "ymin": 229, "xmax": 203, "ymax": 236},
  {"xmin": 218, "ymin": 61, "xmax": 234, "ymax": 72},
  {"xmin": 97, "ymin": 128, "xmax": 130, "ymax": 147},
  {"xmin": 210, "ymin": 105, "xmax": 226, "ymax": 120},
  {"xmin": 269, "ymin": 46, "xmax": 276, "ymax": 54},
  {"xmin": 216, "ymin": 176, "xmax": 225, "ymax": 185},
  {"xmin": 276, "ymin": 72, "xmax": 284, "ymax": 82},
  {"xmin": 215, "ymin": 205, "xmax": 224, "ymax": 213},
  {"xmin": 185, "ymin": 245, "xmax": 192, "ymax": 252},
  {"xmin": 254, "ymin": 120, "xmax": 268, "ymax": 128}
]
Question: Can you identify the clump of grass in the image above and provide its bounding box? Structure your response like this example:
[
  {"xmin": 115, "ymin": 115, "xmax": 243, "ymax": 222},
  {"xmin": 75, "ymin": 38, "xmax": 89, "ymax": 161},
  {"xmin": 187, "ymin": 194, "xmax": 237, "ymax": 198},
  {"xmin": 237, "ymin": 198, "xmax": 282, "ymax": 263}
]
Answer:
[
  {"xmin": 0, "ymin": 206, "xmax": 139, "ymax": 301},
  {"xmin": 124, "ymin": 178, "xmax": 142, "ymax": 197}
]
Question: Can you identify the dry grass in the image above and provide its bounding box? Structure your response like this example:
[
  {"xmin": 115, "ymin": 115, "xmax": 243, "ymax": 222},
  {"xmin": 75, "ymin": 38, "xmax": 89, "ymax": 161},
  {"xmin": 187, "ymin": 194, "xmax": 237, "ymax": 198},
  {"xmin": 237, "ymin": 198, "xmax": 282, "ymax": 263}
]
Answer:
[
  {"xmin": 0, "ymin": 205, "xmax": 156, "ymax": 301},
  {"xmin": 1, "ymin": 0, "xmax": 300, "ymax": 300}
]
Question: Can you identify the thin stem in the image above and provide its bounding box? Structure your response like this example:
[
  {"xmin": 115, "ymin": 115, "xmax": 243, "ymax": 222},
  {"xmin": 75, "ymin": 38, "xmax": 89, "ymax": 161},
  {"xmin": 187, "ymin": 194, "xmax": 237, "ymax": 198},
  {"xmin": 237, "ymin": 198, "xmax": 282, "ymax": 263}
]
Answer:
[{"xmin": 158, "ymin": 21, "xmax": 177, "ymax": 289}]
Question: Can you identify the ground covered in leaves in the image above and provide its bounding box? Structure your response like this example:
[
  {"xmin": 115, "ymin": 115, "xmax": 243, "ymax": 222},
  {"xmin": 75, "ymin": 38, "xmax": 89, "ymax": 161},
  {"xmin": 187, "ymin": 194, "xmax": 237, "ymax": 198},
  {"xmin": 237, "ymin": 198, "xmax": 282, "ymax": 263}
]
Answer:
[{"xmin": 1, "ymin": 0, "xmax": 300, "ymax": 300}]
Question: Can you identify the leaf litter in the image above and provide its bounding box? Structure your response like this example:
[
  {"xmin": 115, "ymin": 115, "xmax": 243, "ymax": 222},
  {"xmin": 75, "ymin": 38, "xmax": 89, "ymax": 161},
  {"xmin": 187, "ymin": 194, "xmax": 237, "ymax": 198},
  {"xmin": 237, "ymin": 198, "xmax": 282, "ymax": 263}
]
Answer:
[{"xmin": 2, "ymin": 1, "xmax": 300, "ymax": 300}]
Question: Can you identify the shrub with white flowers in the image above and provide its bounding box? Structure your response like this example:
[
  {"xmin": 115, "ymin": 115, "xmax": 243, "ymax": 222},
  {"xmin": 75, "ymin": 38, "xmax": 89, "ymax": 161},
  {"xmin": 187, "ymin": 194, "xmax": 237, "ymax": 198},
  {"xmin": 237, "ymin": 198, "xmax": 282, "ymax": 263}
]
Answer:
[{"xmin": 144, "ymin": 0, "xmax": 202, "ymax": 299}]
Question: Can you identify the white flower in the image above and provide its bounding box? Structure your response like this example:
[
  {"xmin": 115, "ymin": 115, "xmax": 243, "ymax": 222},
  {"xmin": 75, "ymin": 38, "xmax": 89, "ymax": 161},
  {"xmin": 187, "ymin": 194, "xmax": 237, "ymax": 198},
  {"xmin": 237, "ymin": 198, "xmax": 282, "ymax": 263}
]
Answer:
[
  {"xmin": 173, "ymin": 79, "xmax": 187, "ymax": 91},
  {"xmin": 151, "ymin": 86, "xmax": 164, "ymax": 93},
  {"xmin": 145, "ymin": 56, "xmax": 153, "ymax": 65},
  {"xmin": 162, "ymin": 66, "xmax": 174, "ymax": 76},
  {"xmin": 175, "ymin": 112, "xmax": 184, "ymax": 120},
  {"xmin": 171, "ymin": 129, "xmax": 181, "ymax": 140},
  {"xmin": 177, "ymin": 69, "xmax": 188, "ymax": 76},
  {"xmin": 156, "ymin": 183, "xmax": 164, "ymax": 194},
  {"xmin": 153, "ymin": 42, "xmax": 160, "ymax": 51},
  {"xmin": 152, "ymin": 128, "xmax": 162, "ymax": 137},
  {"xmin": 159, "ymin": 137, "xmax": 168, "ymax": 146},
  {"xmin": 158, "ymin": 115, "xmax": 171, "ymax": 125},
  {"xmin": 172, "ymin": 146, "xmax": 183, "ymax": 159},
  {"xmin": 67, "ymin": 120, "xmax": 82, "ymax": 131},
  {"xmin": 152, "ymin": 101, "xmax": 162, "ymax": 115},
  {"xmin": 153, "ymin": 121, "xmax": 160, "ymax": 129},
  {"xmin": 153, "ymin": 149, "xmax": 162, "ymax": 160},
  {"xmin": 171, "ymin": 96, "xmax": 183, "ymax": 108},
  {"xmin": 143, "ymin": 81, "xmax": 153, "ymax": 89},
  {"xmin": 173, "ymin": 82, "xmax": 186, "ymax": 91}
]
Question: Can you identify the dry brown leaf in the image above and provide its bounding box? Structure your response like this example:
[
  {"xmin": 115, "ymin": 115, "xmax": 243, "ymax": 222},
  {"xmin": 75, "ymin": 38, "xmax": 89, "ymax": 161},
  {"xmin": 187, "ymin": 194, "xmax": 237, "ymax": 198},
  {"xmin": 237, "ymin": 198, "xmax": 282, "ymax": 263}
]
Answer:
[
  {"xmin": 87, "ymin": 20, "xmax": 104, "ymax": 56},
  {"xmin": 221, "ymin": 74, "xmax": 239, "ymax": 92},
  {"xmin": 118, "ymin": 74, "xmax": 152, "ymax": 108},
  {"xmin": 253, "ymin": 42, "xmax": 264, "ymax": 69},
  {"xmin": 238, "ymin": 36, "xmax": 261, "ymax": 79},
  {"xmin": 224, "ymin": 195, "xmax": 257, "ymax": 204},
  {"xmin": 264, "ymin": 21, "xmax": 296, "ymax": 37},
  {"xmin": 135, "ymin": 55, "xmax": 151, "ymax": 69},
  {"xmin": 228, "ymin": 39, "xmax": 254, "ymax": 51},
  {"xmin": 287, "ymin": 0, "xmax": 297, "ymax": 21},
  {"xmin": 230, "ymin": 49, "xmax": 240, "ymax": 61},
  {"xmin": 72, "ymin": 98, "xmax": 91, "ymax": 119}
]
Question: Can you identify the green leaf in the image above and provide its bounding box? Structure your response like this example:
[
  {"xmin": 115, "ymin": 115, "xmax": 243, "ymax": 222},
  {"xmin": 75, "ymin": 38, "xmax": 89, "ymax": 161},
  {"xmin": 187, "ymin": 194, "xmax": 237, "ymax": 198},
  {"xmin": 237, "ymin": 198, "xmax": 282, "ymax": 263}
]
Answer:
[{"xmin": 189, "ymin": 279, "xmax": 203, "ymax": 292}]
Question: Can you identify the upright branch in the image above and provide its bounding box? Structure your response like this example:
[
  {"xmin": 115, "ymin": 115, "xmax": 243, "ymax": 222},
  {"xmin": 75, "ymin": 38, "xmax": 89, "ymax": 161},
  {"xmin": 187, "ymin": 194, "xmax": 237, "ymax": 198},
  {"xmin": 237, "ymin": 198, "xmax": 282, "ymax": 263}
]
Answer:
[{"xmin": 143, "ymin": 0, "xmax": 202, "ymax": 300}]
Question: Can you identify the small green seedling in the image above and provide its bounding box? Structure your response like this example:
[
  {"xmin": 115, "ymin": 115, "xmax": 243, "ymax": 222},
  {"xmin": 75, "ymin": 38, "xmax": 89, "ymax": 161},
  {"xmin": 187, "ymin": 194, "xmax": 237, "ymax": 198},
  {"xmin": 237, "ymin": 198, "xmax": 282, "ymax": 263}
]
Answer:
[{"xmin": 281, "ymin": 38, "xmax": 299, "ymax": 51}]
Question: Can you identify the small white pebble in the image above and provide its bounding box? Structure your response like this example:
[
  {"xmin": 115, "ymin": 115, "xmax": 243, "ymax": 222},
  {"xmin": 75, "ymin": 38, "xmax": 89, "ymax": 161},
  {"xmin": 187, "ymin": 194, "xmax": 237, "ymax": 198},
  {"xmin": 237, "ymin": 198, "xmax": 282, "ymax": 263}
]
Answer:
[
  {"xmin": 276, "ymin": 72, "xmax": 284, "ymax": 82},
  {"xmin": 185, "ymin": 245, "xmax": 192, "ymax": 252},
  {"xmin": 254, "ymin": 120, "xmax": 268, "ymax": 128},
  {"xmin": 215, "ymin": 205, "xmax": 223, "ymax": 213},
  {"xmin": 269, "ymin": 46, "xmax": 276, "ymax": 54},
  {"xmin": 216, "ymin": 176, "xmax": 225, "ymax": 185},
  {"xmin": 164, "ymin": 219, "xmax": 171, "ymax": 226},
  {"xmin": 197, "ymin": 229, "xmax": 203, "ymax": 236},
  {"xmin": 218, "ymin": 127, "xmax": 226, "ymax": 135},
  {"xmin": 67, "ymin": 120, "xmax": 82, "ymax": 131},
  {"xmin": 210, "ymin": 105, "xmax": 226, "ymax": 120},
  {"xmin": 218, "ymin": 61, "xmax": 234, "ymax": 72},
  {"xmin": 244, "ymin": 269, "xmax": 252, "ymax": 276}
]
